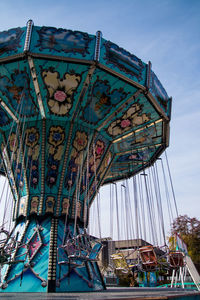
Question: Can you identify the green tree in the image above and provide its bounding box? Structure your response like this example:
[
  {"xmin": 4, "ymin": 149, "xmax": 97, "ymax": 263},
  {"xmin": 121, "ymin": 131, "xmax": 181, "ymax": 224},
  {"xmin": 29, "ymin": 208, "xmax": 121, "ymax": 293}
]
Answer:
[{"xmin": 171, "ymin": 215, "xmax": 200, "ymax": 264}]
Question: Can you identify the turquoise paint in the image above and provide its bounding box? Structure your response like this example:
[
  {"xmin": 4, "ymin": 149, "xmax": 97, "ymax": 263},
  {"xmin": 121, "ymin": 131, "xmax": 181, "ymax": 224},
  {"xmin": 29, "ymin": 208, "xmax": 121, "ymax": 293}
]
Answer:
[{"xmin": 0, "ymin": 23, "xmax": 171, "ymax": 293}]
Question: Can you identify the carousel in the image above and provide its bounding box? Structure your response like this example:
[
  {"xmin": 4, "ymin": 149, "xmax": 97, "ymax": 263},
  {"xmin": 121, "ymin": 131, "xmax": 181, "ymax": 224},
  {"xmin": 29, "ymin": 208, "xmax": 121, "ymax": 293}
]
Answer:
[{"xmin": 0, "ymin": 20, "xmax": 171, "ymax": 293}]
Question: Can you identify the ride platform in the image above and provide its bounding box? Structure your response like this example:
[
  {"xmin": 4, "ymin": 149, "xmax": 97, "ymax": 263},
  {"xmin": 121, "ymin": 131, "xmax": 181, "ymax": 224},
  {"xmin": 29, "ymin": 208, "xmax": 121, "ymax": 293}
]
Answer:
[{"xmin": 0, "ymin": 287, "xmax": 199, "ymax": 300}]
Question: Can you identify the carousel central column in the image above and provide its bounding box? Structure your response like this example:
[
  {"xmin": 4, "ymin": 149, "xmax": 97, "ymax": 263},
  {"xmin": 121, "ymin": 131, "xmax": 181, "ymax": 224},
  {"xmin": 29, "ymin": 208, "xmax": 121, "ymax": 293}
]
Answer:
[{"xmin": 0, "ymin": 116, "xmax": 109, "ymax": 292}]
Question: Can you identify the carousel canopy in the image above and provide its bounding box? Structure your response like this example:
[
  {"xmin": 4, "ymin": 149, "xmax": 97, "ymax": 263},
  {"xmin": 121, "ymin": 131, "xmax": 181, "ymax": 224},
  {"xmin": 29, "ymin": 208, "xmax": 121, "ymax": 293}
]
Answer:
[{"xmin": 0, "ymin": 21, "xmax": 171, "ymax": 186}]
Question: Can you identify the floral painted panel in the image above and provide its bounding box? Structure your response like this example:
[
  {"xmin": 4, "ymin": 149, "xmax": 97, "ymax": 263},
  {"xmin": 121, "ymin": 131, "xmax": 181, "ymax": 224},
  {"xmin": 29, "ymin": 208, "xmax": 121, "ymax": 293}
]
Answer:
[
  {"xmin": 64, "ymin": 129, "xmax": 89, "ymax": 191},
  {"xmin": 46, "ymin": 125, "xmax": 65, "ymax": 188},
  {"xmin": 80, "ymin": 73, "xmax": 133, "ymax": 126},
  {"xmin": 0, "ymin": 62, "xmax": 39, "ymax": 118},
  {"xmin": 42, "ymin": 69, "xmax": 82, "ymax": 116}
]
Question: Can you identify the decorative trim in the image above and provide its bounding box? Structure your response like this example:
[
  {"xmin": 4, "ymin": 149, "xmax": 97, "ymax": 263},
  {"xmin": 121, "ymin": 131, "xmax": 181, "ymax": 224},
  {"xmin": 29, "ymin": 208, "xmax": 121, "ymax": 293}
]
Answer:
[
  {"xmin": 28, "ymin": 56, "xmax": 46, "ymax": 119},
  {"xmin": 94, "ymin": 31, "xmax": 102, "ymax": 61},
  {"xmin": 0, "ymin": 53, "xmax": 25, "ymax": 63},
  {"xmin": 39, "ymin": 119, "xmax": 46, "ymax": 214},
  {"xmin": 26, "ymin": 225, "xmax": 42, "ymax": 262},
  {"xmin": 28, "ymin": 52, "xmax": 95, "ymax": 65},
  {"xmin": 45, "ymin": 196, "xmax": 55, "ymax": 214},
  {"xmin": 146, "ymin": 91, "xmax": 169, "ymax": 121},
  {"xmin": 0, "ymin": 98, "xmax": 18, "ymax": 123},
  {"xmin": 146, "ymin": 61, "xmax": 152, "ymax": 89},
  {"xmin": 18, "ymin": 195, "xmax": 28, "ymax": 217},
  {"xmin": 24, "ymin": 20, "xmax": 34, "ymax": 52},
  {"xmin": 47, "ymin": 218, "xmax": 58, "ymax": 292},
  {"xmin": 163, "ymin": 120, "xmax": 170, "ymax": 148},
  {"xmin": 98, "ymin": 62, "xmax": 145, "ymax": 90},
  {"xmin": 168, "ymin": 97, "xmax": 172, "ymax": 121},
  {"xmin": 56, "ymin": 123, "xmax": 73, "ymax": 216},
  {"xmin": 70, "ymin": 64, "xmax": 96, "ymax": 122}
]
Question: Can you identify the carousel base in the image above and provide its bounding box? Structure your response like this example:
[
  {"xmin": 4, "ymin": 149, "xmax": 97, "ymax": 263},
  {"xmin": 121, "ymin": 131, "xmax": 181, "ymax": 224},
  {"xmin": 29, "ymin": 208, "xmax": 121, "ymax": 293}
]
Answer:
[
  {"xmin": 0, "ymin": 287, "xmax": 199, "ymax": 299},
  {"xmin": 0, "ymin": 216, "xmax": 105, "ymax": 293}
]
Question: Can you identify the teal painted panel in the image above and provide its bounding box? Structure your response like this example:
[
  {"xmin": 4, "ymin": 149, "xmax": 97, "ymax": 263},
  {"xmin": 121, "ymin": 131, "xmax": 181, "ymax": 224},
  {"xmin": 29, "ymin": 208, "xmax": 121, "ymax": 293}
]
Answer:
[
  {"xmin": 0, "ymin": 27, "xmax": 25, "ymax": 59},
  {"xmin": 56, "ymin": 220, "xmax": 104, "ymax": 292},
  {"xmin": 150, "ymin": 70, "xmax": 171, "ymax": 117},
  {"xmin": 1, "ymin": 218, "xmax": 51, "ymax": 292},
  {"xmin": 79, "ymin": 68, "xmax": 136, "ymax": 131},
  {"xmin": 99, "ymin": 38, "xmax": 147, "ymax": 86},
  {"xmin": 101, "ymin": 93, "xmax": 160, "ymax": 141},
  {"xmin": 30, "ymin": 26, "xmax": 96, "ymax": 60},
  {"xmin": 44, "ymin": 120, "xmax": 70, "ymax": 200},
  {"xmin": 0, "ymin": 105, "xmax": 11, "ymax": 132},
  {"xmin": 2, "ymin": 268, "xmax": 47, "ymax": 292},
  {"xmin": 61, "ymin": 126, "xmax": 93, "ymax": 211},
  {"xmin": 0, "ymin": 60, "xmax": 40, "ymax": 121}
]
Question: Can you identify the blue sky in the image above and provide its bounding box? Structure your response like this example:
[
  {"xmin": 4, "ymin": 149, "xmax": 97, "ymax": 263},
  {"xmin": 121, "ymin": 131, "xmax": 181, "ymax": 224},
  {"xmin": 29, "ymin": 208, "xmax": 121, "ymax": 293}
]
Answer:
[{"xmin": 0, "ymin": 0, "xmax": 199, "ymax": 239}]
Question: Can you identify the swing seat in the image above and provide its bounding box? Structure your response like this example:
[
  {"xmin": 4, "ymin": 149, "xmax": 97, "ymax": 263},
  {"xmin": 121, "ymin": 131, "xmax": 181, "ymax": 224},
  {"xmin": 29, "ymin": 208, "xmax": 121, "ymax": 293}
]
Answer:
[
  {"xmin": 0, "ymin": 246, "xmax": 27, "ymax": 266},
  {"xmin": 57, "ymin": 243, "xmax": 84, "ymax": 267},
  {"xmin": 57, "ymin": 235, "xmax": 102, "ymax": 266},
  {"xmin": 139, "ymin": 246, "xmax": 158, "ymax": 271},
  {"xmin": 168, "ymin": 251, "xmax": 184, "ymax": 269},
  {"xmin": 111, "ymin": 253, "xmax": 129, "ymax": 270}
]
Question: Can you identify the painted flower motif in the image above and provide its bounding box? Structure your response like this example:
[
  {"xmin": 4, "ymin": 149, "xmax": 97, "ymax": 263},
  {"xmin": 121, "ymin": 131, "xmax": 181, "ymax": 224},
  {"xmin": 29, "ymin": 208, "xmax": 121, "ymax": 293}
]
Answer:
[
  {"xmin": 49, "ymin": 177, "xmax": 55, "ymax": 183},
  {"xmin": 121, "ymin": 119, "xmax": 131, "ymax": 128},
  {"xmin": 129, "ymin": 154, "xmax": 137, "ymax": 160},
  {"xmin": 107, "ymin": 103, "xmax": 150, "ymax": 137},
  {"xmin": 62, "ymin": 198, "xmax": 70, "ymax": 214},
  {"xmin": 19, "ymin": 180, "xmax": 23, "ymax": 188},
  {"xmin": 68, "ymin": 179, "xmax": 73, "ymax": 186},
  {"xmin": 48, "ymin": 126, "xmax": 65, "ymax": 147},
  {"xmin": 73, "ymin": 131, "xmax": 88, "ymax": 152},
  {"xmin": 51, "ymin": 164, "xmax": 57, "ymax": 170},
  {"xmin": 26, "ymin": 127, "xmax": 39, "ymax": 148},
  {"xmin": 42, "ymin": 70, "xmax": 81, "ymax": 115},
  {"xmin": 32, "ymin": 177, "xmax": 38, "ymax": 184},
  {"xmin": 8, "ymin": 85, "xmax": 23, "ymax": 103},
  {"xmin": 30, "ymin": 196, "xmax": 39, "ymax": 214},
  {"xmin": 54, "ymin": 90, "xmax": 66, "ymax": 102},
  {"xmin": 95, "ymin": 140, "xmax": 105, "ymax": 158},
  {"xmin": 9, "ymin": 133, "xmax": 18, "ymax": 152},
  {"xmin": 46, "ymin": 197, "xmax": 55, "ymax": 213}
]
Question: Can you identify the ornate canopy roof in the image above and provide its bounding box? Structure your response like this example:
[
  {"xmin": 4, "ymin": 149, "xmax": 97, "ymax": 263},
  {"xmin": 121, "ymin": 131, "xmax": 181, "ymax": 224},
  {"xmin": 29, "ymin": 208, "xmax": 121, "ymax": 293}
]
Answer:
[{"xmin": 0, "ymin": 21, "xmax": 171, "ymax": 186}]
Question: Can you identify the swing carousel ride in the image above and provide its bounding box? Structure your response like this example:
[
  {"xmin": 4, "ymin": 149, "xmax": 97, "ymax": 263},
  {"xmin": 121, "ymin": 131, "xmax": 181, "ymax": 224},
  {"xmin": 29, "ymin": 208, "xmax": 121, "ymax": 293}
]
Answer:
[{"xmin": 0, "ymin": 20, "xmax": 172, "ymax": 293}]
